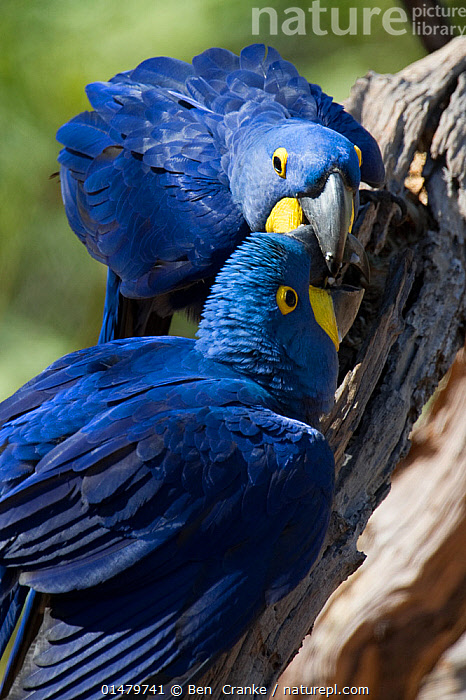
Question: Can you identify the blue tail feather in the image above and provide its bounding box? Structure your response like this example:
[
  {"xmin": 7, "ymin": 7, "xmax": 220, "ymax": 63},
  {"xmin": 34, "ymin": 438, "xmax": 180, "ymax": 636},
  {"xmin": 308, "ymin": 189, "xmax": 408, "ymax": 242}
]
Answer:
[{"xmin": 98, "ymin": 269, "xmax": 121, "ymax": 344}]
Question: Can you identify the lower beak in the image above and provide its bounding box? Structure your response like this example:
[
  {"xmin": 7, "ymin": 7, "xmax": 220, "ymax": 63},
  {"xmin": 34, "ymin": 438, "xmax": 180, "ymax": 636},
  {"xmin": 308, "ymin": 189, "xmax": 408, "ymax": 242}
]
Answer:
[
  {"xmin": 344, "ymin": 233, "xmax": 371, "ymax": 282},
  {"xmin": 289, "ymin": 225, "xmax": 366, "ymax": 348},
  {"xmin": 329, "ymin": 286, "xmax": 365, "ymax": 343},
  {"xmin": 299, "ymin": 172, "xmax": 354, "ymax": 276},
  {"xmin": 309, "ymin": 283, "xmax": 364, "ymax": 351}
]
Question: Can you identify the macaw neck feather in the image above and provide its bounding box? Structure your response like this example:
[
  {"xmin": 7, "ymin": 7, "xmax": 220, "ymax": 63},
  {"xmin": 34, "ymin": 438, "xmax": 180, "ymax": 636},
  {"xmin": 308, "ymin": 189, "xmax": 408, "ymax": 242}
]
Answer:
[
  {"xmin": 196, "ymin": 330, "xmax": 334, "ymax": 427},
  {"xmin": 195, "ymin": 234, "xmax": 338, "ymax": 425}
]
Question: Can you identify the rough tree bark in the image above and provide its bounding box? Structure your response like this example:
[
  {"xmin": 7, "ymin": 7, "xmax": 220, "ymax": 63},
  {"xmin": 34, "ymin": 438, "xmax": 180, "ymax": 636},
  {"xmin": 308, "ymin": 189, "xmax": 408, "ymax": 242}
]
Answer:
[
  {"xmin": 195, "ymin": 37, "xmax": 466, "ymax": 697},
  {"xmin": 278, "ymin": 347, "xmax": 466, "ymax": 698}
]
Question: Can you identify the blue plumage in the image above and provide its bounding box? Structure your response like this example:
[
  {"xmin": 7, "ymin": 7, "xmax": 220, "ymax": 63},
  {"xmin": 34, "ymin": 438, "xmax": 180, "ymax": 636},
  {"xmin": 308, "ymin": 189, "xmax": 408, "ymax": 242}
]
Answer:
[
  {"xmin": 0, "ymin": 233, "xmax": 337, "ymax": 698},
  {"xmin": 57, "ymin": 44, "xmax": 384, "ymax": 341}
]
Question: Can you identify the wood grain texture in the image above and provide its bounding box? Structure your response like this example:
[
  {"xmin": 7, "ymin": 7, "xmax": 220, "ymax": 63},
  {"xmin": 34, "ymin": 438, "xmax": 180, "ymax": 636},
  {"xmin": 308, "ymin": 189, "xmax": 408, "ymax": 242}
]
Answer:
[
  {"xmin": 195, "ymin": 37, "xmax": 466, "ymax": 698},
  {"xmin": 279, "ymin": 349, "xmax": 466, "ymax": 699}
]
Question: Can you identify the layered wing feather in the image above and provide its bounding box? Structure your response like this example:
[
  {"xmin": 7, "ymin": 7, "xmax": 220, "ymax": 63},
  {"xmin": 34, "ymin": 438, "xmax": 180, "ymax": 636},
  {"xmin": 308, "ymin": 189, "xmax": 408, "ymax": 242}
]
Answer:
[
  {"xmin": 0, "ymin": 339, "xmax": 333, "ymax": 697},
  {"xmin": 57, "ymin": 44, "xmax": 383, "ymax": 309}
]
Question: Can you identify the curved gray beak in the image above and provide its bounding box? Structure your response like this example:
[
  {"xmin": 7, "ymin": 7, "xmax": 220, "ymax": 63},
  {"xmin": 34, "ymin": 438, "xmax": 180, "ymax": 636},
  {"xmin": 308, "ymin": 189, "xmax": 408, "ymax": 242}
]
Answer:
[
  {"xmin": 288, "ymin": 224, "xmax": 371, "ymax": 283},
  {"xmin": 299, "ymin": 172, "xmax": 354, "ymax": 276},
  {"xmin": 343, "ymin": 233, "xmax": 371, "ymax": 282},
  {"xmin": 330, "ymin": 286, "xmax": 365, "ymax": 342},
  {"xmin": 286, "ymin": 224, "xmax": 366, "ymax": 343}
]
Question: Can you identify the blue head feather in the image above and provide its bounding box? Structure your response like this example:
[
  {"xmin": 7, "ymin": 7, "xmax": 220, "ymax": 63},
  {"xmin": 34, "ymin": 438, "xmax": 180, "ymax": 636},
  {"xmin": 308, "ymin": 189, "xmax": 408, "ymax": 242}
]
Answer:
[
  {"xmin": 57, "ymin": 43, "xmax": 384, "ymax": 337},
  {"xmin": 0, "ymin": 233, "xmax": 338, "ymax": 693},
  {"xmin": 196, "ymin": 232, "xmax": 338, "ymax": 423},
  {"xmin": 228, "ymin": 119, "xmax": 361, "ymax": 231}
]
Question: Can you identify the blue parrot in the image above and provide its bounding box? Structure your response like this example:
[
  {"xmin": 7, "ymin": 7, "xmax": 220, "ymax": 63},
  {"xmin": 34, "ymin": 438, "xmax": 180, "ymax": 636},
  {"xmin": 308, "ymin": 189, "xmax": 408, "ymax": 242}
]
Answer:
[
  {"xmin": 0, "ymin": 230, "xmax": 352, "ymax": 698},
  {"xmin": 57, "ymin": 43, "xmax": 384, "ymax": 342}
]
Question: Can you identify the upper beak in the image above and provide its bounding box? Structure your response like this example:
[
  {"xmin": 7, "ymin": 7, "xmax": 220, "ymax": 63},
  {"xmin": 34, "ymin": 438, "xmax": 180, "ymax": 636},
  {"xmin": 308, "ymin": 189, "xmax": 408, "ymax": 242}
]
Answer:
[
  {"xmin": 299, "ymin": 172, "xmax": 354, "ymax": 276},
  {"xmin": 289, "ymin": 224, "xmax": 371, "ymax": 283}
]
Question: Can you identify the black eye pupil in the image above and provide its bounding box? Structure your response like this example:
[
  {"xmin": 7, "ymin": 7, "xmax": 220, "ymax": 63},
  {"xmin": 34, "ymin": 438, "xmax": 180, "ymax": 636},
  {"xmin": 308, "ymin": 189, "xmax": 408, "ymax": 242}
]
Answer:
[
  {"xmin": 285, "ymin": 289, "xmax": 296, "ymax": 307},
  {"xmin": 273, "ymin": 156, "xmax": 282, "ymax": 173}
]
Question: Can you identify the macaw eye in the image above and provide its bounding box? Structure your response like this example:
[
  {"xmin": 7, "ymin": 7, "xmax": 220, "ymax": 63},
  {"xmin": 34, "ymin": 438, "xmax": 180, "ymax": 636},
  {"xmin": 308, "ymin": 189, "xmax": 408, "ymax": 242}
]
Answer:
[
  {"xmin": 354, "ymin": 145, "xmax": 362, "ymax": 167},
  {"xmin": 272, "ymin": 147, "xmax": 288, "ymax": 179},
  {"xmin": 276, "ymin": 285, "xmax": 298, "ymax": 314}
]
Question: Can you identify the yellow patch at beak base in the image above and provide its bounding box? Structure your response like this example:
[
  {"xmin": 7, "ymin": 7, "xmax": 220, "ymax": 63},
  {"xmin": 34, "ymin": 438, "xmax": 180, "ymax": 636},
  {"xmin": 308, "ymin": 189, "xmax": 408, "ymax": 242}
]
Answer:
[
  {"xmin": 309, "ymin": 286, "xmax": 340, "ymax": 350},
  {"xmin": 349, "ymin": 200, "xmax": 355, "ymax": 233},
  {"xmin": 265, "ymin": 198, "xmax": 304, "ymax": 233},
  {"xmin": 354, "ymin": 145, "xmax": 362, "ymax": 167}
]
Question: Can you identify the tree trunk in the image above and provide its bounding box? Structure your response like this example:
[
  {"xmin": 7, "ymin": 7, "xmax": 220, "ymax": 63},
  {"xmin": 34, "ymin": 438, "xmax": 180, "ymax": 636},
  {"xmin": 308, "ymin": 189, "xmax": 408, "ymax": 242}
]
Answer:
[
  {"xmin": 196, "ymin": 37, "xmax": 466, "ymax": 698},
  {"xmin": 279, "ymin": 347, "xmax": 466, "ymax": 699}
]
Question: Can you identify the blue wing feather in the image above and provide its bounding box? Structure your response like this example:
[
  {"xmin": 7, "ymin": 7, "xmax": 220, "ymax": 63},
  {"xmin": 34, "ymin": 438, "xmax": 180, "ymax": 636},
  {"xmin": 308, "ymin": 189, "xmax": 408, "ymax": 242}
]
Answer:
[
  {"xmin": 0, "ymin": 570, "xmax": 24, "ymax": 659},
  {"xmin": 0, "ymin": 338, "xmax": 333, "ymax": 695},
  {"xmin": 57, "ymin": 44, "xmax": 384, "ymax": 333},
  {"xmin": 98, "ymin": 270, "xmax": 121, "ymax": 344}
]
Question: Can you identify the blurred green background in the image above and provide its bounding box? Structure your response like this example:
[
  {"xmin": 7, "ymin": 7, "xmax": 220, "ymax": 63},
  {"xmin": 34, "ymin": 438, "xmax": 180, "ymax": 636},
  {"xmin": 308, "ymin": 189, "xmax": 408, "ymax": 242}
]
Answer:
[{"xmin": 0, "ymin": 0, "xmax": 429, "ymax": 400}]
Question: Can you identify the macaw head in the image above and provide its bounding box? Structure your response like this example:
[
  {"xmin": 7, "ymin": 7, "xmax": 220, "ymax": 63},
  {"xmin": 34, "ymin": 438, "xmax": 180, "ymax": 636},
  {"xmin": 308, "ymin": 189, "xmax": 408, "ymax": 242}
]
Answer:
[
  {"xmin": 229, "ymin": 119, "xmax": 368, "ymax": 278},
  {"xmin": 196, "ymin": 229, "xmax": 362, "ymax": 423}
]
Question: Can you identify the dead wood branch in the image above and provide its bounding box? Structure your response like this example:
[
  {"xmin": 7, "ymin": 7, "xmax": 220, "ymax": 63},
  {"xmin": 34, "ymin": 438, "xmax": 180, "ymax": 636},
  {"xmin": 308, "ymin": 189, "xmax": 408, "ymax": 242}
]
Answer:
[
  {"xmin": 279, "ymin": 348, "xmax": 466, "ymax": 699},
  {"xmin": 196, "ymin": 37, "xmax": 466, "ymax": 698}
]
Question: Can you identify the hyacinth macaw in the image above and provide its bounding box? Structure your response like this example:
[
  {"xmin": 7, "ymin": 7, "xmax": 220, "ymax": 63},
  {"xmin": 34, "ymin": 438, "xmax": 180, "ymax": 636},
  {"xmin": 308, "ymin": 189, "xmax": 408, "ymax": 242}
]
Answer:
[
  {"xmin": 57, "ymin": 43, "xmax": 384, "ymax": 342},
  {"xmin": 0, "ymin": 230, "xmax": 360, "ymax": 699}
]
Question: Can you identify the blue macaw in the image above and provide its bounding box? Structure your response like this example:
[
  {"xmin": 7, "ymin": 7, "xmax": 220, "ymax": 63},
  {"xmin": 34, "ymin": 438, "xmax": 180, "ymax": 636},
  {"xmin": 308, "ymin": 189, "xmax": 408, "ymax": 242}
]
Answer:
[
  {"xmin": 57, "ymin": 44, "xmax": 384, "ymax": 342},
  {"xmin": 0, "ymin": 231, "xmax": 352, "ymax": 698}
]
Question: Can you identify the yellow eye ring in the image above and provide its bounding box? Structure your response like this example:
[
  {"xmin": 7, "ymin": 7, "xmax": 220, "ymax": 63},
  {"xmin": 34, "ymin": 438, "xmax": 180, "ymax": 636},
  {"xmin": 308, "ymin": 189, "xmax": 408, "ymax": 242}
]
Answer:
[
  {"xmin": 272, "ymin": 147, "xmax": 288, "ymax": 179},
  {"xmin": 276, "ymin": 285, "xmax": 298, "ymax": 315}
]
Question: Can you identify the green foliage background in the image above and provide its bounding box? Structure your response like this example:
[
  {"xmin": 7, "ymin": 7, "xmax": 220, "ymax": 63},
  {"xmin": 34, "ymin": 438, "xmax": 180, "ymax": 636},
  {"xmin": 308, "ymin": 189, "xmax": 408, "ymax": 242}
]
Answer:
[{"xmin": 0, "ymin": 0, "xmax": 429, "ymax": 400}]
